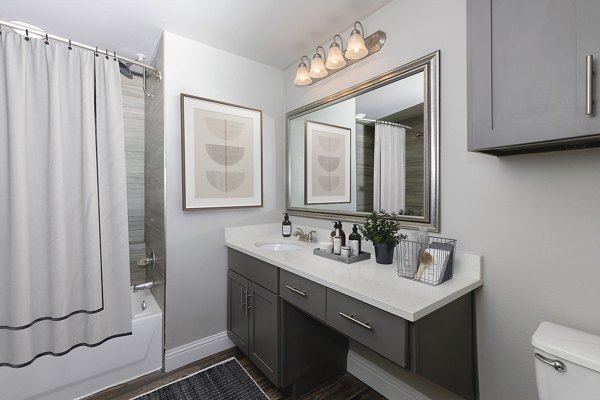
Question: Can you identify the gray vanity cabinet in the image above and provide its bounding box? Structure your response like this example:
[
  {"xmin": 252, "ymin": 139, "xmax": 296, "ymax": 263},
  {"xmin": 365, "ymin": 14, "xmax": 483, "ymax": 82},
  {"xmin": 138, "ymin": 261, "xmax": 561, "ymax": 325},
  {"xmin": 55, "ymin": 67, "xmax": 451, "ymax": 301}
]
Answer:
[
  {"xmin": 227, "ymin": 249, "xmax": 477, "ymax": 399},
  {"xmin": 468, "ymin": 0, "xmax": 600, "ymax": 154},
  {"xmin": 227, "ymin": 251, "xmax": 280, "ymax": 386}
]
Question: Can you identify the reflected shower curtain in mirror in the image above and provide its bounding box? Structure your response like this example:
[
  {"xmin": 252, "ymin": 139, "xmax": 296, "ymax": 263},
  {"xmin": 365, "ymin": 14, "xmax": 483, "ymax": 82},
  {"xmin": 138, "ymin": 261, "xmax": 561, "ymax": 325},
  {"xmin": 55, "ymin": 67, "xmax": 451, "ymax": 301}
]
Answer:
[
  {"xmin": 0, "ymin": 30, "xmax": 131, "ymax": 367},
  {"xmin": 373, "ymin": 123, "xmax": 406, "ymax": 212}
]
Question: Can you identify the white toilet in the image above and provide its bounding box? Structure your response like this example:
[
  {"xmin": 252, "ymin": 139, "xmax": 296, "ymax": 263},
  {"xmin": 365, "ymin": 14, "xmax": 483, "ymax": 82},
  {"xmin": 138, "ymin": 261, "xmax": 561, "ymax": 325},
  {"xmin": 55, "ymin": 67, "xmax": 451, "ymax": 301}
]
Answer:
[{"xmin": 532, "ymin": 321, "xmax": 600, "ymax": 399}]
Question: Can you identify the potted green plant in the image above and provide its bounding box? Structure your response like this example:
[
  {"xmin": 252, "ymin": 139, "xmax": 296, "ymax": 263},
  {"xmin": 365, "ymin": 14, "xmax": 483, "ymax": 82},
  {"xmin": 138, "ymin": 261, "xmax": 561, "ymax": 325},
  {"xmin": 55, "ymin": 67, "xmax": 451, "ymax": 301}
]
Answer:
[{"xmin": 359, "ymin": 210, "xmax": 405, "ymax": 264}]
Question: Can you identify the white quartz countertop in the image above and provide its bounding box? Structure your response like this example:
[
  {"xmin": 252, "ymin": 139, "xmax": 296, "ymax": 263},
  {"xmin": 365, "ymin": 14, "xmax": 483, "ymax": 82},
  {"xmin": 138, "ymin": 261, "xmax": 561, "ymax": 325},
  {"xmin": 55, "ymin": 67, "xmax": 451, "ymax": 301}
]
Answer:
[{"xmin": 224, "ymin": 224, "xmax": 483, "ymax": 322}]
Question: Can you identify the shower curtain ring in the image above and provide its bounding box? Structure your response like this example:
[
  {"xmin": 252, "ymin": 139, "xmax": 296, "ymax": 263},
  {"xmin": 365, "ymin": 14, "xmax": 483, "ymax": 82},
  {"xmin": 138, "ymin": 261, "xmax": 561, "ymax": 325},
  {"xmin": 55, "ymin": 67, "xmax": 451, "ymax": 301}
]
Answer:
[
  {"xmin": 44, "ymin": 34, "xmax": 49, "ymax": 45},
  {"xmin": 105, "ymin": 49, "xmax": 109, "ymax": 60},
  {"xmin": 25, "ymin": 28, "xmax": 30, "ymax": 41},
  {"xmin": 68, "ymin": 39, "xmax": 72, "ymax": 50},
  {"xmin": 95, "ymin": 47, "xmax": 98, "ymax": 57},
  {"xmin": 113, "ymin": 51, "xmax": 117, "ymax": 61}
]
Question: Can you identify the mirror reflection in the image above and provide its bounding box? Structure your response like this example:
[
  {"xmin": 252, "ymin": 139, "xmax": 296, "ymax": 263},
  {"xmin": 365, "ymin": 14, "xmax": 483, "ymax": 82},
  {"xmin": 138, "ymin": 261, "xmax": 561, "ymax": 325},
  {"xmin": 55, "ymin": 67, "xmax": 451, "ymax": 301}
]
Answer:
[{"xmin": 286, "ymin": 52, "xmax": 440, "ymax": 230}]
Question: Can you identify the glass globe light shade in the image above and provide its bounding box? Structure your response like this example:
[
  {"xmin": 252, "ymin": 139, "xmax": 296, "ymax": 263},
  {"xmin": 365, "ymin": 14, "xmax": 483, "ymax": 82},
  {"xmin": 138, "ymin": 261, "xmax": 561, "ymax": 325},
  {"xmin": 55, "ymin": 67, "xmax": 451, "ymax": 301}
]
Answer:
[
  {"xmin": 325, "ymin": 43, "xmax": 346, "ymax": 69},
  {"xmin": 294, "ymin": 62, "xmax": 312, "ymax": 86},
  {"xmin": 309, "ymin": 53, "xmax": 328, "ymax": 79},
  {"xmin": 345, "ymin": 29, "xmax": 368, "ymax": 60}
]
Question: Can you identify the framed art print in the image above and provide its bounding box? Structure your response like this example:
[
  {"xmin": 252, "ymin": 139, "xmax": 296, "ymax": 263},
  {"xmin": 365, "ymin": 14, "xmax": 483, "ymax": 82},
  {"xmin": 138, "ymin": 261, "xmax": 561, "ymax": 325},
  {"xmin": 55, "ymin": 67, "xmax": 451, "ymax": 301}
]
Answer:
[
  {"xmin": 304, "ymin": 121, "xmax": 351, "ymax": 205},
  {"xmin": 181, "ymin": 94, "xmax": 263, "ymax": 209}
]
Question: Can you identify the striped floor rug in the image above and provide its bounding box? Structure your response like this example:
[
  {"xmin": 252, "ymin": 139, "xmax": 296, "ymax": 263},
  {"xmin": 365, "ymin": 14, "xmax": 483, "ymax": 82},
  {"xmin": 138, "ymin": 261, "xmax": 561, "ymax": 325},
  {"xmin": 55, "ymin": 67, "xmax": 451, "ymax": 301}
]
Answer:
[{"xmin": 133, "ymin": 357, "xmax": 269, "ymax": 400}]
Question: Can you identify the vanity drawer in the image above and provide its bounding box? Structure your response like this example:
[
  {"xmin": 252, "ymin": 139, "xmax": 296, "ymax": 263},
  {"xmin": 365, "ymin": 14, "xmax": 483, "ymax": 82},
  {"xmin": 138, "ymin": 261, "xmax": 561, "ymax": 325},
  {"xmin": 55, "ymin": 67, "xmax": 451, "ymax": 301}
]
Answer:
[
  {"xmin": 228, "ymin": 249, "xmax": 279, "ymax": 294},
  {"xmin": 326, "ymin": 289, "xmax": 408, "ymax": 367},
  {"xmin": 280, "ymin": 269, "xmax": 326, "ymax": 321}
]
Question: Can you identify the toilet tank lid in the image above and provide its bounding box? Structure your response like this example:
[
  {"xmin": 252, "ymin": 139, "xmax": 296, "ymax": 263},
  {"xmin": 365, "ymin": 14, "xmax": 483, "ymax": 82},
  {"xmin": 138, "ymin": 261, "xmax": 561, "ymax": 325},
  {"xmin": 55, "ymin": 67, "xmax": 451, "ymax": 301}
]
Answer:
[{"xmin": 532, "ymin": 321, "xmax": 600, "ymax": 373}]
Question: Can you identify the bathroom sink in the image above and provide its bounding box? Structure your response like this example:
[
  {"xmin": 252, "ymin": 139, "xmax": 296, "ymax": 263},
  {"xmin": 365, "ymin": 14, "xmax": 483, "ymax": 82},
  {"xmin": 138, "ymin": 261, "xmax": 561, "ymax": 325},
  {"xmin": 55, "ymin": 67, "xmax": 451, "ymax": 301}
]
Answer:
[{"xmin": 255, "ymin": 241, "xmax": 304, "ymax": 252}]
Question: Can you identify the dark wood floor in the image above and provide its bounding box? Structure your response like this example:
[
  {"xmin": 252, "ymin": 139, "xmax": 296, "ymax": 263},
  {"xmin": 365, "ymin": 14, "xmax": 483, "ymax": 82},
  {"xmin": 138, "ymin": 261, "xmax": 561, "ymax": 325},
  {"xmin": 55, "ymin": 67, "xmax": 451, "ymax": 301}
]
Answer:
[{"xmin": 85, "ymin": 347, "xmax": 386, "ymax": 400}]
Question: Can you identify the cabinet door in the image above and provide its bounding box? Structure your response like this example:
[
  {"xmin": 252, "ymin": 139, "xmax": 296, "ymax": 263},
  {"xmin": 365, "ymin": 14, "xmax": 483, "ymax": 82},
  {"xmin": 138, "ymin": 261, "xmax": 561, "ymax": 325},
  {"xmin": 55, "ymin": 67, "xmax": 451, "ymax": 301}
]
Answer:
[
  {"xmin": 227, "ymin": 270, "xmax": 249, "ymax": 354},
  {"xmin": 248, "ymin": 281, "xmax": 280, "ymax": 386},
  {"xmin": 576, "ymin": 0, "xmax": 600, "ymax": 133},
  {"xmin": 468, "ymin": 0, "xmax": 600, "ymax": 152}
]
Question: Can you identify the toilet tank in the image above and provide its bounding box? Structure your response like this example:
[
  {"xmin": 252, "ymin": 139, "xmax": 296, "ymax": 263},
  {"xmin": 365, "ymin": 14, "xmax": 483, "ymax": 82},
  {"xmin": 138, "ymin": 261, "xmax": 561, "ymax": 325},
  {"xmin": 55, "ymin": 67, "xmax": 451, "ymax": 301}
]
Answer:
[{"xmin": 532, "ymin": 321, "xmax": 600, "ymax": 400}]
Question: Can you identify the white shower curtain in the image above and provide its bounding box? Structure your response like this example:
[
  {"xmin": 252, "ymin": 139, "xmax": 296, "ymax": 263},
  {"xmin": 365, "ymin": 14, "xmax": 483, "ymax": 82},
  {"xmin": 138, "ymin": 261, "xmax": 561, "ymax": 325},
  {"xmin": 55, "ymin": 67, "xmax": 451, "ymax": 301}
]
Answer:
[
  {"xmin": 373, "ymin": 123, "xmax": 406, "ymax": 212},
  {"xmin": 0, "ymin": 30, "xmax": 131, "ymax": 367}
]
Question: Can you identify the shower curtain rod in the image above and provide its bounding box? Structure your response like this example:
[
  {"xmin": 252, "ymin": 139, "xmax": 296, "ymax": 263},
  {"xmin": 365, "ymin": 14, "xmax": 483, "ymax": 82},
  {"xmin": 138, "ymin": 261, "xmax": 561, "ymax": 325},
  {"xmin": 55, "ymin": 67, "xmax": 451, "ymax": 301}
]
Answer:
[
  {"xmin": 0, "ymin": 20, "xmax": 161, "ymax": 79},
  {"xmin": 357, "ymin": 118, "xmax": 422, "ymax": 134}
]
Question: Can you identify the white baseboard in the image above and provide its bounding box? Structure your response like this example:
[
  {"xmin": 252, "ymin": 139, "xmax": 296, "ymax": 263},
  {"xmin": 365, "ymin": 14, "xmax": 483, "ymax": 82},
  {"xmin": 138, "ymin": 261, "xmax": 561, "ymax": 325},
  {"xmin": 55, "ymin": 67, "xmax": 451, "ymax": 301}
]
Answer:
[
  {"xmin": 347, "ymin": 350, "xmax": 463, "ymax": 400},
  {"xmin": 165, "ymin": 331, "xmax": 235, "ymax": 372}
]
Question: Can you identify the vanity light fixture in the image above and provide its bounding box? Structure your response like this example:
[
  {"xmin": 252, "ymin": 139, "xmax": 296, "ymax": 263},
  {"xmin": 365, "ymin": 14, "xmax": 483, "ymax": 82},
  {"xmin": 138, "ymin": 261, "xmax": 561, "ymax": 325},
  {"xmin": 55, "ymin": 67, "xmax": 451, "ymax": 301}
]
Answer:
[
  {"xmin": 345, "ymin": 21, "xmax": 368, "ymax": 60},
  {"xmin": 293, "ymin": 20, "xmax": 386, "ymax": 86},
  {"xmin": 325, "ymin": 35, "xmax": 346, "ymax": 70},
  {"xmin": 293, "ymin": 56, "xmax": 313, "ymax": 86},
  {"xmin": 309, "ymin": 46, "xmax": 328, "ymax": 78}
]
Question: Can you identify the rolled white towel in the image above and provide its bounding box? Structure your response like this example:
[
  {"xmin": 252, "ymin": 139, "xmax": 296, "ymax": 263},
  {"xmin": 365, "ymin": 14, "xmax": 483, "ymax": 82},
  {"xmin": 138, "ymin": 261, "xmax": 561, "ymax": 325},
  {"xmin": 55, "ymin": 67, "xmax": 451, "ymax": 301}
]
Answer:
[{"xmin": 417, "ymin": 247, "xmax": 450, "ymax": 284}]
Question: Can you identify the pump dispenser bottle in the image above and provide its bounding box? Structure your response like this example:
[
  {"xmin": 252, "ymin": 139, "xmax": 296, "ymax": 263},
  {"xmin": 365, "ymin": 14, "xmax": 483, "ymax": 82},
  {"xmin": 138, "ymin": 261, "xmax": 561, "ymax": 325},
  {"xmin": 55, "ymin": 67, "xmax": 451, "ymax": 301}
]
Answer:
[
  {"xmin": 333, "ymin": 226, "xmax": 342, "ymax": 255},
  {"xmin": 337, "ymin": 221, "xmax": 346, "ymax": 246},
  {"xmin": 348, "ymin": 224, "xmax": 362, "ymax": 256},
  {"xmin": 282, "ymin": 213, "xmax": 292, "ymax": 237},
  {"xmin": 330, "ymin": 221, "xmax": 338, "ymax": 243}
]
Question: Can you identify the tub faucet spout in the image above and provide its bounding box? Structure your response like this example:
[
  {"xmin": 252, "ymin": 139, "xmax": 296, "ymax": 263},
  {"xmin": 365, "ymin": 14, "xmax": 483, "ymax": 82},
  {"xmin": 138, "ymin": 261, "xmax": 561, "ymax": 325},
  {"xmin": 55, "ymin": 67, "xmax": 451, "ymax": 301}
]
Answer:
[{"xmin": 133, "ymin": 281, "xmax": 154, "ymax": 292}]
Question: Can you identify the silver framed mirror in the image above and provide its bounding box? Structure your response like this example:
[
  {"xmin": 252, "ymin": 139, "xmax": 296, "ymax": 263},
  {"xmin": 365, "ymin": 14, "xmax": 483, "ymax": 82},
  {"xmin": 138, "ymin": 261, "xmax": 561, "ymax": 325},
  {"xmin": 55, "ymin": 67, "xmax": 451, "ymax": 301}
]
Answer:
[{"xmin": 286, "ymin": 51, "xmax": 440, "ymax": 231}]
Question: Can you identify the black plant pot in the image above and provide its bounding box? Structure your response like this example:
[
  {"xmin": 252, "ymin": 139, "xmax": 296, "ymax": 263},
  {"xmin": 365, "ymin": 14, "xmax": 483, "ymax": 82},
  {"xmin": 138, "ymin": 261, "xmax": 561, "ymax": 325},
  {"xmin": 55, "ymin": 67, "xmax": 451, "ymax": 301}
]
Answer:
[{"xmin": 374, "ymin": 242, "xmax": 395, "ymax": 264}]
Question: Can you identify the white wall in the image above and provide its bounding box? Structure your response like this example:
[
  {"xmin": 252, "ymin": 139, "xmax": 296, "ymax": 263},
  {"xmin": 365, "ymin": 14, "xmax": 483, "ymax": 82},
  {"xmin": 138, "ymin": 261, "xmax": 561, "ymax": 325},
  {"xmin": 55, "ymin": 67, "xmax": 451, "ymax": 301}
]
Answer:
[
  {"xmin": 162, "ymin": 32, "xmax": 285, "ymax": 351},
  {"xmin": 283, "ymin": 1, "xmax": 600, "ymax": 399}
]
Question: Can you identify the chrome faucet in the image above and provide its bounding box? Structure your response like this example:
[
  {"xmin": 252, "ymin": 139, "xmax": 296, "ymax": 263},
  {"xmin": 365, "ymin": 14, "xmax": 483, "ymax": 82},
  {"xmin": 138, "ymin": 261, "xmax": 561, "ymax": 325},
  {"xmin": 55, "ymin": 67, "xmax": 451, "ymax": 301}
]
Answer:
[
  {"xmin": 133, "ymin": 281, "xmax": 154, "ymax": 292},
  {"xmin": 293, "ymin": 228, "xmax": 317, "ymax": 242}
]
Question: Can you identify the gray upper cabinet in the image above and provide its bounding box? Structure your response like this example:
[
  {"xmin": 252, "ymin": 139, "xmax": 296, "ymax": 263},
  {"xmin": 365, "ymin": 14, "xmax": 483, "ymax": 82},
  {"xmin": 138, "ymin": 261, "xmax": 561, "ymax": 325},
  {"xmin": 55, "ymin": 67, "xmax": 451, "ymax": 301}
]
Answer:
[{"xmin": 468, "ymin": 0, "xmax": 600, "ymax": 155}]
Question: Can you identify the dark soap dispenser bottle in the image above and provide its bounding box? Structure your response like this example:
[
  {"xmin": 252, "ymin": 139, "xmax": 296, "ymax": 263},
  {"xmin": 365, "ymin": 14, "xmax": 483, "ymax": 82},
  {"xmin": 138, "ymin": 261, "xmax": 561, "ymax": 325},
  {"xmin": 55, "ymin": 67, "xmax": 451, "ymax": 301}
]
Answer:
[
  {"xmin": 330, "ymin": 221, "xmax": 338, "ymax": 243},
  {"xmin": 282, "ymin": 213, "xmax": 292, "ymax": 237},
  {"xmin": 337, "ymin": 221, "xmax": 346, "ymax": 246},
  {"xmin": 348, "ymin": 224, "xmax": 362, "ymax": 256}
]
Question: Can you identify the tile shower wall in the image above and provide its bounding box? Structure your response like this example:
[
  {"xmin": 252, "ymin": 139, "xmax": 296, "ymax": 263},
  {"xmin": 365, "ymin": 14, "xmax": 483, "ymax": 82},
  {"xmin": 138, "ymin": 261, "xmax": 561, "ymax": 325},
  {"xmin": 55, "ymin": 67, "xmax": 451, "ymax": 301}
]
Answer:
[
  {"xmin": 144, "ymin": 38, "xmax": 166, "ymax": 313},
  {"xmin": 355, "ymin": 123, "xmax": 374, "ymax": 212},
  {"xmin": 402, "ymin": 115, "xmax": 424, "ymax": 214},
  {"xmin": 121, "ymin": 74, "xmax": 146, "ymax": 284}
]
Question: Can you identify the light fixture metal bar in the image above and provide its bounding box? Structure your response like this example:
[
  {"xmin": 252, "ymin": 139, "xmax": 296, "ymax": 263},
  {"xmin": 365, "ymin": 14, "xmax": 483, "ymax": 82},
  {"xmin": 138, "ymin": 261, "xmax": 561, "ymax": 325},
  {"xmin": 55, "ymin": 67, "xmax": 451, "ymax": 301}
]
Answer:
[{"xmin": 304, "ymin": 30, "xmax": 386, "ymax": 86}]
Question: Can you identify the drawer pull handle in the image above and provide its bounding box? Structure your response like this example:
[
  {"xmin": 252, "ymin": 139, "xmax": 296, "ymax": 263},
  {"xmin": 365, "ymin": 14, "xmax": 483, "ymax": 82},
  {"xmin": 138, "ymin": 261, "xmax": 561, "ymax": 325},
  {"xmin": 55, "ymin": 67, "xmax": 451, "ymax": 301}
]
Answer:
[
  {"xmin": 240, "ymin": 288, "xmax": 246, "ymax": 312},
  {"xmin": 339, "ymin": 312, "xmax": 372, "ymax": 331},
  {"xmin": 285, "ymin": 285, "xmax": 307, "ymax": 297},
  {"xmin": 534, "ymin": 352, "xmax": 566, "ymax": 372},
  {"xmin": 246, "ymin": 293, "xmax": 253, "ymax": 315},
  {"xmin": 587, "ymin": 54, "xmax": 594, "ymax": 115}
]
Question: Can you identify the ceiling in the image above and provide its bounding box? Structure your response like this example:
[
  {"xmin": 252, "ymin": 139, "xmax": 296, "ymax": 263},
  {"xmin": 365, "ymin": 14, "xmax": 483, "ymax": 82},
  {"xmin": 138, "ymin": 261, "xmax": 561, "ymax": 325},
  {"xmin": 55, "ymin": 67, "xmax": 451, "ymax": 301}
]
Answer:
[
  {"xmin": 355, "ymin": 72, "xmax": 424, "ymax": 121},
  {"xmin": 0, "ymin": 0, "xmax": 392, "ymax": 70}
]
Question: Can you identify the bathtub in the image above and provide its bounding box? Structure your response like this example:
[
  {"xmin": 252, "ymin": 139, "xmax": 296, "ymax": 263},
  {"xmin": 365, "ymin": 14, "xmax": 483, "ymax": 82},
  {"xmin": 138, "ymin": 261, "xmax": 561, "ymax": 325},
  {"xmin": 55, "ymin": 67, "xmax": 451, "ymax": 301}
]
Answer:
[{"xmin": 0, "ymin": 288, "xmax": 163, "ymax": 400}]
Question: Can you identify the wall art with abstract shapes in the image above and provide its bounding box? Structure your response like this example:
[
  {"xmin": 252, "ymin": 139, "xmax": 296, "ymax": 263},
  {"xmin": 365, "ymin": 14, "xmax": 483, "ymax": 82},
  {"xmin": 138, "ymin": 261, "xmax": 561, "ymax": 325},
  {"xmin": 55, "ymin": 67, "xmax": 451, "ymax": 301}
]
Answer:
[
  {"xmin": 305, "ymin": 121, "xmax": 351, "ymax": 205},
  {"xmin": 180, "ymin": 94, "xmax": 262, "ymax": 209}
]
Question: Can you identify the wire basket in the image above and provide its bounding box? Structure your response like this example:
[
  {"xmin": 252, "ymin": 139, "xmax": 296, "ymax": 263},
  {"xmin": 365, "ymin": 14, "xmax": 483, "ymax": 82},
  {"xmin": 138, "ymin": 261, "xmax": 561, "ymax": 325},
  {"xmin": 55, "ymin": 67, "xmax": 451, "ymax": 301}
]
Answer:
[{"xmin": 398, "ymin": 236, "xmax": 457, "ymax": 286}]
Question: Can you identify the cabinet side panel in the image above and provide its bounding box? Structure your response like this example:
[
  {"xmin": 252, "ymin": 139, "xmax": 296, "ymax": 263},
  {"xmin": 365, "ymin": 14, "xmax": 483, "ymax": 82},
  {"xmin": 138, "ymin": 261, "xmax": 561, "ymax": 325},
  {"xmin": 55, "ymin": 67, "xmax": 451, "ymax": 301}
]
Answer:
[
  {"xmin": 413, "ymin": 293, "xmax": 476, "ymax": 400},
  {"xmin": 227, "ymin": 269, "xmax": 249, "ymax": 354}
]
